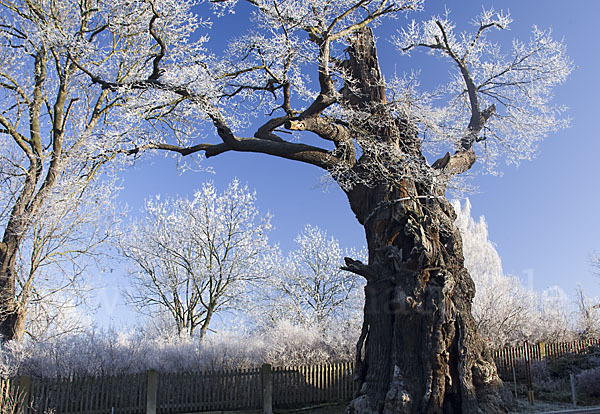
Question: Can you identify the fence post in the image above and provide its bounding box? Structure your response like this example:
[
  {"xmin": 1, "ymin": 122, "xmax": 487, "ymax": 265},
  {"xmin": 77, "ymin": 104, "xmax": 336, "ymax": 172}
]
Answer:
[
  {"xmin": 512, "ymin": 366, "xmax": 517, "ymax": 398},
  {"xmin": 146, "ymin": 370, "xmax": 159, "ymax": 414},
  {"xmin": 539, "ymin": 342, "xmax": 546, "ymax": 360},
  {"xmin": 570, "ymin": 373, "xmax": 576, "ymax": 407},
  {"xmin": 261, "ymin": 363, "xmax": 273, "ymax": 414},
  {"xmin": 17, "ymin": 375, "xmax": 31, "ymax": 413},
  {"xmin": 524, "ymin": 342, "xmax": 534, "ymax": 405}
]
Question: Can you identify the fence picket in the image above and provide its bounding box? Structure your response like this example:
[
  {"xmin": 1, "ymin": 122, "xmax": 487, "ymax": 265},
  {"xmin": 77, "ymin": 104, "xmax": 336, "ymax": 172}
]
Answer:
[{"xmin": 5, "ymin": 337, "xmax": 598, "ymax": 414}]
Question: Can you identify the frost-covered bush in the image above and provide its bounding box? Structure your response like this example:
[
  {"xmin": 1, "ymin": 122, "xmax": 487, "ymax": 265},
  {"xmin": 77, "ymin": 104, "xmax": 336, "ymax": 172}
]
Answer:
[
  {"xmin": 261, "ymin": 319, "xmax": 356, "ymax": 366},
  {"xmin": 0, "ymin": 320, "xmax": 357, "ymax": 378}
]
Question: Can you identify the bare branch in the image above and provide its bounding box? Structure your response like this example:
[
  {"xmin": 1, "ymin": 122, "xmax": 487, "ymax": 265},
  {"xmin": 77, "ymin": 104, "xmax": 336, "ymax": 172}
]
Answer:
[{"xmin": 341, "ymin": 257, "xmax": 376, "ymax": 281}]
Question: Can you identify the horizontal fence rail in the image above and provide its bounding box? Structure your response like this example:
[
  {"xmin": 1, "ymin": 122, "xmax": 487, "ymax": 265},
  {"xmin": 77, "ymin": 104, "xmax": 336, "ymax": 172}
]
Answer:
[{"xmin": 1, "ymin": 338, "xmax": 598, "ymax": 413}]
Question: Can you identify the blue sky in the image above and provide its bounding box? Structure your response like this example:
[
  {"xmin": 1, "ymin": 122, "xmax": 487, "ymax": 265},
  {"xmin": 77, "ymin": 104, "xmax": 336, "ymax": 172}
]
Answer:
[{"xmin": 98, "ymin": 0, "xmax": 600, "ymax": 326}]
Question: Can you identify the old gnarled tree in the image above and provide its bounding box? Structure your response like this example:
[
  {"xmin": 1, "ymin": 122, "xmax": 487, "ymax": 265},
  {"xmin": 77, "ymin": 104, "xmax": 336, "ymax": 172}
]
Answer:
[{"xmin": 4, "ymin": 0, "xmax": 572, "ymax": 412}]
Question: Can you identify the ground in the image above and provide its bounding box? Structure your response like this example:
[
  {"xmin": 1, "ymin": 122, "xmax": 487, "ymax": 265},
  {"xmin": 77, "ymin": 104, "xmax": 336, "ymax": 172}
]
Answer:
[{"xmin": 222, "ymin": 400, "xmax": 600, "ymax": 414}]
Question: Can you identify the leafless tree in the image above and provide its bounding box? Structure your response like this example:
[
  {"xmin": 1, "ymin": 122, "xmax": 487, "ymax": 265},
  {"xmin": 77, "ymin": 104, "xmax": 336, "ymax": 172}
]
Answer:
[
  {"xmin": 0, "ymin": 0, "xmax": 161, "ymax": 341},
  {"xmin": 120, "ymin": 180, "xmax": 272, "ymax": 339}
]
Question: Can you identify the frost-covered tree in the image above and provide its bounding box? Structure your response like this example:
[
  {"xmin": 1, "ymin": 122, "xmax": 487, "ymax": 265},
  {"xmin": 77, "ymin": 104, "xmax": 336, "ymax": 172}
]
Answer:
[
  {"xmin": 574, "ymin": 285, "xmax": 600, "ymax": 340},
  {"xmin": 0, "ymin": 0, "xmax": 173, "ymax": 341},
  {"xmin": 535, "ymin": 286, "xmax": 574, "ymax": 342},
  {"xmin": 63, "ymin": 0, "xmax": 571, "ymax": 411},
  {"xmin": 13, "ymin": 176, "xmax": 117, "ymax": 341},
  {"xmin": 1, "ymin": 143, "xmax": 119, "ymax": 342},
  {"xmin": 120, "ymin": 180, "xmax": 272, "ymax": 339},
  {"xmin": 454, "ymin": 199, "xmax": 574, "ymax": 347},
  {"xmin": 261, "ymin": 225, "xmax": 364, "ymax": 333},
  {"xmin": 453, "ymin": 199, "xmax": 535, "ymax": 347}
]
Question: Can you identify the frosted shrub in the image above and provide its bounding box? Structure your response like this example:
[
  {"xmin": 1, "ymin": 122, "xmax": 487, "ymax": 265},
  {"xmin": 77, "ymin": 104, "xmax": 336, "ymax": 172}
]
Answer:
[
  {"xmin": 261, "ymin": 320, "xmax": 337, "ymax": 366},
  {"xmin": 0, "ymin": 321, "xmax": 357, "ymax": 378},
  {"xmin": 9, "ymin": 330, "xmax": 142, "ymax": 378}
]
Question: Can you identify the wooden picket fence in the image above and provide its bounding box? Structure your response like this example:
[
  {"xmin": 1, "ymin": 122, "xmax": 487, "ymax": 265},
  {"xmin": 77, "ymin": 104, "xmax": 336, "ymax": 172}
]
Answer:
[
  {"xmin": 492, "ymin": 338, "xmax": 600, "ymax": 380},
  {"xmin": 2, "ymin": 338, "xmax": 599, "ymax": 413},
  {"xmin": 157, "ymin": 368, "xmax": 263, "ymax": 413},
  {"xmin": 272, "ymin": 361, "xmax": 355, "ymax": 407},
  {"xmin": 0, "ymin": 362, "xmax": 356, "ymax": 413}
]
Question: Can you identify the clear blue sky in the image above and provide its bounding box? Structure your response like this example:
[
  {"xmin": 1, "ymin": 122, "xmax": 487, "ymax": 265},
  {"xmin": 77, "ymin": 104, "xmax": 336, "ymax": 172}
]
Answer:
[{"xmin": 100, "ymin": 0, "xmax": 600, "ymax": 326}]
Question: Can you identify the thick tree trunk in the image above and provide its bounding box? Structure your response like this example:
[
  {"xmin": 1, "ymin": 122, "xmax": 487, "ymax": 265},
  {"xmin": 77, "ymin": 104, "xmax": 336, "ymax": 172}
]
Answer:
[
  {"xmin": 345, "ymin": 184, "xmax": 509, "ymax": 413},
  {"xmin": 338, "ymin": 28, "xmax": 510, "ymax": 413},
  {"xmin": 0, "ymin": 239, "xmax": 26, "ymax": 342}
]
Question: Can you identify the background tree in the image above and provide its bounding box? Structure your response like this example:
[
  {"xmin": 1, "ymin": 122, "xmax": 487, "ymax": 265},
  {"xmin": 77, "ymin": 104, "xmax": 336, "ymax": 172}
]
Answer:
[
  {"xmin": 62, "ymin": 0, "xmax": 571, "ymax": 412},
  {"xmin": 0, "ymin": 0, "xmax": 190, "ymax": 341},
  {"xmin": 13, "ymin": 175, "xmax": 117, "ymax": 341},
  {"xmin": 260, "ymin": 225, "xmax": 364, "ymax": 333},
  {"xmin": 591, "ymin": 253, "xmax": 600, "ymax": 276},
  {"xmin": 23, "ymin": 294, "xmax": 93, "ymax": 342},
  {"xmin": 454, "ymin": 199, "xmax": 535, "ymax": 347},
  {"xmin": 120, "ymin": 180, "xmax": 272, "ymax": 339},
  {"xmin": 574, "ymin": 284, "xmax": 600, "ymax": 340},
  {"xmin": 454, "ymin": 199, "xmax": 574, "ymax": 347}
]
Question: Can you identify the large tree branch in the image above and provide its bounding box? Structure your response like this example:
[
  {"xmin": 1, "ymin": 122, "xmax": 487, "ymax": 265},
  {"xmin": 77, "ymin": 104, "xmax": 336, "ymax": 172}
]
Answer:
[
  {"xmin": 432, "ymin": 104, "xmax": 496, "ymax": 176},
  {"xmin": 128, "ymin": 142, "xmax": 230, "ymax": 158},
  {"xmin": 82, "ymin": 65, "xmax": 342, "ymax": 169},
  {"xmin": 286, "ymin": 116, "xmax": 356, "ymax": 165},
  {"xmin": 286, "ymin": 117, "xmax": 349, "ymax": 144},
  {"xmin": 147, "ymin": 1, "xmax": 166, "ymax": 81},
  {"xmin": 154, "ymin": 135, "xmax": 341, "ymax": 169},
  {"xmin": 29, "ymin": 51, "xmax": 45, "ymax": 158},
  {"xmin": 254, "ymin": 115, "xmax": 291, "ymax": 142},
  {"xmin": 434, "ymin": 21, "xmax": 480, "ymax": 120},
  {"xmin": 298, "ymin": 39, "xmax": 338, "ymax": 118},
  {"xmin": 417, "ymin": 20, "xmax": 499, "ymax": 176}
]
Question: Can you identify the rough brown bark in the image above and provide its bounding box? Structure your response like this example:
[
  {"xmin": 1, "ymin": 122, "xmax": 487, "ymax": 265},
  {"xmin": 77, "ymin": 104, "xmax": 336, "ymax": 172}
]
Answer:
[
  {"xmin": 0, "ymin": 237, "xmax": 26, "ymax": 341},
  {"xmin": 338, "ymin": 29, "xmax": 510, "ymax": 413},
  {"xmin": 345, "ymin": 184, "xmax": 509, "ymax": 413}
]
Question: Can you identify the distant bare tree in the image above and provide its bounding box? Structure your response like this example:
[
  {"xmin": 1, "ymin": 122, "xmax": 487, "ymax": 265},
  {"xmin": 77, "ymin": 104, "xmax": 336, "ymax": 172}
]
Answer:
[
  {"xmin": 120, "ymin": 180, "xmax": 272, "ymax": 339},
  {"xmin": 262, "ymin": 225, "xmax": 364, "ymax": 332},
  {"xmin": 574, "ymin": 284, "xmax": 600, "ymax": 340}
]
